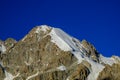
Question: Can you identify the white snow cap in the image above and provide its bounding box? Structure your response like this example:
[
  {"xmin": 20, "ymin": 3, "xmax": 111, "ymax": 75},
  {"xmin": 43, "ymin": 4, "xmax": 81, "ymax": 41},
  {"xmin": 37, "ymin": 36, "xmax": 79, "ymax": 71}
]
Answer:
[
  {"xmin": 48, "ymin": 27, "xmax": 85, "ymax": 64},
  {"xmin": 49, "ymin": 27, "xmax": 81, "ymax": 51},
  {"xmin": 49, "ymin": 28, "xmax": 72, "ymax": 51}
]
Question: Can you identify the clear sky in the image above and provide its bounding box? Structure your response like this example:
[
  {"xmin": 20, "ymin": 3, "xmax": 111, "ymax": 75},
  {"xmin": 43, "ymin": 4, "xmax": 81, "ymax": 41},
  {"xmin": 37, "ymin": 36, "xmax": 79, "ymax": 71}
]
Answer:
[{"xmin": 0, "ymin": 0, "xmax": 120, "ymax": 57}]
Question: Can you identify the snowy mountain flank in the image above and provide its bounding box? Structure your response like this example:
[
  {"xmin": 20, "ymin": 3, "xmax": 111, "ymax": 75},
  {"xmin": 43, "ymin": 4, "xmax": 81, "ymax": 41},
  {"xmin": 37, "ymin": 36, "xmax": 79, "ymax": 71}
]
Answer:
[{"xmin": 0, "ymin": 25, "xmax": 120, "ymax": 80}]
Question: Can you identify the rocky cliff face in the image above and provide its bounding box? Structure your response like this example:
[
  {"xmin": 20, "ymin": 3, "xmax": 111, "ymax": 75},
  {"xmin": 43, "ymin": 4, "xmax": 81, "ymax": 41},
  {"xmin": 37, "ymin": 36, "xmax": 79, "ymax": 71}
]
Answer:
[{"xmin": 0, "ymin": 25, "xmax": 120, "ymax": 80}]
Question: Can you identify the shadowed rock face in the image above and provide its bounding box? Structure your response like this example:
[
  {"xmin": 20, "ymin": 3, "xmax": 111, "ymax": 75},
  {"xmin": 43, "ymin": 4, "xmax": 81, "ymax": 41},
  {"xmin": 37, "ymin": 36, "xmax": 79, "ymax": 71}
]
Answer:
[
  {"xmin": 0, "ymin": 25, "xmax": 120, "ymax": 80},
  {"xmin": 0, "ymin": 65, "xmax": 5, "ymax": 79},
  {"xmin": 81, "ymin": 40, "xmax": 99, "ymax": 62}
]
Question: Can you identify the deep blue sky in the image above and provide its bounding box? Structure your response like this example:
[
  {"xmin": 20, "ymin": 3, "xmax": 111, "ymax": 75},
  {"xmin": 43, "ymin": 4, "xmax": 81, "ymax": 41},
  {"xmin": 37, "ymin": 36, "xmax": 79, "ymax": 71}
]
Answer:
[{"xmin": 0, "ymin": 0, "xmax": 120, "ymax": 57}]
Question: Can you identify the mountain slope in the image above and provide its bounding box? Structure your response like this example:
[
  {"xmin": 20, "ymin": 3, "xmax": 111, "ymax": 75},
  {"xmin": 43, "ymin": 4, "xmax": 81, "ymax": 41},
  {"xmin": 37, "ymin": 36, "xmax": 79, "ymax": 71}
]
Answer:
[{"xmin": 0, "ymin": 25, "xmax": 120, "ymax": 80}]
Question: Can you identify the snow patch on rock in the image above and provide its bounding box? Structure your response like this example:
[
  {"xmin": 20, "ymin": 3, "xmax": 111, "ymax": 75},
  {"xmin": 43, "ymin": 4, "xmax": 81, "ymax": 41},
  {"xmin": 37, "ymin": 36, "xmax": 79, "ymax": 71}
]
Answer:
[
  {"xmin": 0, "ymin": 44, "xmax": 6, "ymax": 53},
  {"xmin": 26, "ymin": 71, "xmax": 39, "ymax": 80},
  {"xmin": 57, "ymin": 65, "xmax": 66, "ymax": 71},
  {"xmin": 99, "ymin": 54, "xmax": 116, "ymax": 66},
  {"xmin": 85, "ymin": 57, "xmax": 104, "ymax": 80},
  {"xmin": 4, "ymin": 71, "xmax": 19, "ymax": 80}
]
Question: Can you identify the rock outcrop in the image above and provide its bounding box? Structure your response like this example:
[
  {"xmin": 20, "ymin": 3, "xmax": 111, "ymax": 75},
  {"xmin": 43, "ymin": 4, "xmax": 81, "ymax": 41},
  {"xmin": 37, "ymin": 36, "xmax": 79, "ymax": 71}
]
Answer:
[{"xmin": 97, "ymin": 63, "xmax": 120, "ymax": 80}]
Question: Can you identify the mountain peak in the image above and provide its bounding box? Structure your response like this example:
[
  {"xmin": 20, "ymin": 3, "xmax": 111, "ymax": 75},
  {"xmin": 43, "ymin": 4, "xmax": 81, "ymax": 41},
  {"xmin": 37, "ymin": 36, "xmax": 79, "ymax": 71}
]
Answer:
[
  {"xmin": 35, "ymin": 25, "xmax": 52, "ymax": 33},
  {"xmin": 0, "ymin": 25, "xmax": 120, "ymax": 80}
]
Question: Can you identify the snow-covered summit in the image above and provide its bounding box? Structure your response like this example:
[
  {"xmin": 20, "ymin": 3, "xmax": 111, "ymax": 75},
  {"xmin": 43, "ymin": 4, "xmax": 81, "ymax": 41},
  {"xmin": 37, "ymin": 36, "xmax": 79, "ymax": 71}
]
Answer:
[
  {"xmin": 35, "ymin": 25, "xmax": 52, "ymax": 33},
  {"xmin": 34, "ymin": 25, "xmax": 83, "ymax": 51}
]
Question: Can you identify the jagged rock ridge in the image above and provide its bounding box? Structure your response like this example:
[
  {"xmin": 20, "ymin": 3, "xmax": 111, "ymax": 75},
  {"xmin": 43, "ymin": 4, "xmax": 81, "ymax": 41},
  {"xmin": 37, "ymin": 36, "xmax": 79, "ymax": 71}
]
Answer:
[{"xmin": 0, "ymin": 25, "xmax": 120, "ymax": 80}]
